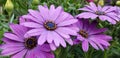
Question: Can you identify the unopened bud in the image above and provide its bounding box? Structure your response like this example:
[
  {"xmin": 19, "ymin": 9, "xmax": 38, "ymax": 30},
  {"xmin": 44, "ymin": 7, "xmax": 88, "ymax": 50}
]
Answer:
[
  {"xmin": 32, "ymin": 0, "xmax": 39, "ymax": 5},
  {"xmin": 116, "ymin": 1, "xmax": 120, "ymax": 6},
  {"xmin": 98, "ymin": 0, "xmax": 104, "ymax": 6},
  {"xmin": 5, "ymin": 0, "xmax": 14, "ymax": 14}
]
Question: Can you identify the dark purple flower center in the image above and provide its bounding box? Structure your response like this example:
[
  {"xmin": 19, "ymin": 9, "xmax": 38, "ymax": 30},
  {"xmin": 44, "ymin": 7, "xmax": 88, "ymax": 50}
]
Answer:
[
  {"xmin": 24, "ymin": 37, "xmax": 37, "ymax": 49},
  {"xmin": 44, "ymin": 21, "xmax": 57, "ymax": 30},
  {"xmin": 79, "ymin": 30, "xmax": 88, "ymax": 38},
  {"xmin": 96, "ymin": 11, "xmax": 105, "ymax": 15}
]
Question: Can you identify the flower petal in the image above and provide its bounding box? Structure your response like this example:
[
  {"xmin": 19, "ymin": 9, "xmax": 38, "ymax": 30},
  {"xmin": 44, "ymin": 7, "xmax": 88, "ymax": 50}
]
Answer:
[
  {"xmin": 88, "ymin": 39, "xmax": 99, "ymax": 50},
  {"xmin": 58, "ymin": 19, "xmax": 78, "ymax": 26},
  {"xmin": 38, "ymin": 5, "xmax": 49, "ymax": 20},
  {"xmin": 57, "ymin": 27, "xmax": 77, "ymax": 36},
  {"xmin": 50, "ymin": 43, "xmax": 57, "ymax": 51},
  {"xmin": 76, "ymin": 12, "xmax": 98, "ymax": 19},
  {"xmin": 38, "ymin": 31, "xmax": 47, "ymax": 45},
  {"xmin": 50, "ymin": 6, "xmax": 62, "ymax": 21},
  {"xmin": 21, "ymin": 22, "xmax": 43, "ymax": 28},
  {"xmin": 22, "ymin": 14, "xmax": 43, "ymax": 24},
  {"xmin": 11, "ymin": 49, "xmax": 27, "ymax": 58},
  {"xmin": 10, "ymin": 24, "xmax": 28, "ymax": 38},
  {"xmin": 82, "ymin": 40, "xmax": 89, "ymax": 52},
  {"xmin": 24, "ymin": 28, "xmax": 44, "ymax": 38},
  {"xmin": 4, "ymin": 33, "xmax": 24, "ymax": 42}
]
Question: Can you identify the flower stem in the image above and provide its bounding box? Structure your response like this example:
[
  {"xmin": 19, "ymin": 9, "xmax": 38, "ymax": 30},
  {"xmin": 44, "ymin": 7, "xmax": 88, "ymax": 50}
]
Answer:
[{"xmin": 104, "ymin": 50, "xmax": 108, "ymax": 58}]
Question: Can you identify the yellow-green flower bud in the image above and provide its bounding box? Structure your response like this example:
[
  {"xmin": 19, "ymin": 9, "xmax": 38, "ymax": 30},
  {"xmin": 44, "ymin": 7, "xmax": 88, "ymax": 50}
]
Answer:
[
  {"xmin": 116, "ymin": 1, "xmax": 120, "ymax": 6},
  {"xmin": 32, "ymin": 0, "xmax": 39, "ymax": 5},
  {"xmin": 4, "ymin": 0, "xmax": 14, "ymax": 14},
  {"xmin": 98, "ymin": 0, "xmax": 104, "ymax": 6}
]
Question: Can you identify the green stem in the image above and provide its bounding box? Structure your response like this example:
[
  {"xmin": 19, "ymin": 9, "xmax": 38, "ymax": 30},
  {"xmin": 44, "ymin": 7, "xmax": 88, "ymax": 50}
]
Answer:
[
  {"xmin": 84, "ymin": 52, "xmax": 88, "ymax": 58},
  {"xmin": 104, "ymin": 50, "xmax": 108, "ymax": 58}
]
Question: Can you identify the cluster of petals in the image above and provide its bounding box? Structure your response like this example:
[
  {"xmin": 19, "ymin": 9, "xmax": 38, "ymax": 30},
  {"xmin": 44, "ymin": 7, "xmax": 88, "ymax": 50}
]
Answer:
[
  {"xmin": 20, "ymin": 5, "xmax": 78, "ymax": 50},
  {"xmin": 0, "ymin": 2, "xmax": 114, "ymax": 58},
  {"xmin": 73, "ymin": 18, "xmax": 112, "ymax": 52},
  {"xmin": 76, "ymin": 2, "xmax": 119, "ymax": 24},
  {"xmin": 0, "ymin": 24, "xmax": 54, "ymax": 58}
]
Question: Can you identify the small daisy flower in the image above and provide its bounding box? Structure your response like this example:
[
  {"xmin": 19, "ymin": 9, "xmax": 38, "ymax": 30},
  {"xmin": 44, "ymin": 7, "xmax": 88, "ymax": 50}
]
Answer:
[
  {"xmin": 73, "ymin": 18, "xmax": 112, "ymax": 52},
  {"xmin": 76, "ymin": 2, "xmax": 119, "ymax": 24},
  {"xmin": 21, "ymin": 5, "xmax": 78, "ymax": 50},
  {"xmin": 0, "ymin": 24, "xmax": 54, "ymax": 58}
]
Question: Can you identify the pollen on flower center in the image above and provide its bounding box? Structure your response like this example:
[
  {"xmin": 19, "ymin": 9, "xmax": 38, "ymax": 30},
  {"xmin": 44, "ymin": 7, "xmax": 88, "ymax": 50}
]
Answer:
[
  {"xmin": 24, "ymin": 37, "xmax": 37, "ymax": 49},
  {"xmin": 79, "ymin": 30, "xmax": 88, "ymax": 38},
  {"xmin": 96, "ymin": 11, "xmax": 105, "ymax": 15},
  {"xmin": 44, "ymin": 21, "xmax": 57, "ymax": 30}
]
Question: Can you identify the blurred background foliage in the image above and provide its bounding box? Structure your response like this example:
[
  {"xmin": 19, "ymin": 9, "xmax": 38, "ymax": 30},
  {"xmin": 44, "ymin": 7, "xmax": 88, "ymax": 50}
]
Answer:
[{"xmin": 0, "ymin": 0, "xmax": 120, "ymax": 58}]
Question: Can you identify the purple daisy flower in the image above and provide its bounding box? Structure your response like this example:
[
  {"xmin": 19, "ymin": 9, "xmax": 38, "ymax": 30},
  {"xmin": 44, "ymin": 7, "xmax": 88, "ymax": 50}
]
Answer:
[
  {"xmin": 76, "ymin": 2, "xmax": 119, "ymax": 24},
  {"xmin": 73, "ymin": 18, "xmax": 112, "ymax": 52},
  {"xmin": 0, "ymin": 24, "xmax": 54, "ymax": 58},
  {"xmin": 21, "ymin": 5, "xmax": 78, "ymax": 50}
]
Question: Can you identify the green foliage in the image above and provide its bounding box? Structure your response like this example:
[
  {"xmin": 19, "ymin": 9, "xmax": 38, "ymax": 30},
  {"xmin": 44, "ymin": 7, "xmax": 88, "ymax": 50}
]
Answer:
[{"xmin": 0, "ymin": 0, "xmax": 120, "ymax": 58}]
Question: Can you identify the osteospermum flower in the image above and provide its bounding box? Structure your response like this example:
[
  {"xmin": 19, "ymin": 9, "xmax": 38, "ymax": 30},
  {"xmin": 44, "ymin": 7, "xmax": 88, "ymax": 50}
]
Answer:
[
  {"xmin": 76, "ymin": 2, "xmax": 119, "ymax": 24},
  {"xmin": 0, "ymin": 24, "xmax": 54, "ymax": 58},
  {"xmin": 21, "ymin": 5, "xmax": 78, "ymax": 50},
  {"xmin": 73, "ymin": 18, "xmax": 112, "ymax": 52}
]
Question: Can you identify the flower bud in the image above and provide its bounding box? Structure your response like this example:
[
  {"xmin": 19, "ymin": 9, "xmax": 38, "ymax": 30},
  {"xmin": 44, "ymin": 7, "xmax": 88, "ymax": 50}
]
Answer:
[
  {"xmin": 116, "ymin": 1, "xmax": 120, "ymax": 6},
  {"xmin": 4, "ymin": 0, "xmax": 14, "ymax": 14},
  {"xmin": 98, "ymin": 0, "xmax": 104, "ymax": 6},
  {"xmin": 32, "ymin": 0, "xmax": 39, "ymax": 5}
]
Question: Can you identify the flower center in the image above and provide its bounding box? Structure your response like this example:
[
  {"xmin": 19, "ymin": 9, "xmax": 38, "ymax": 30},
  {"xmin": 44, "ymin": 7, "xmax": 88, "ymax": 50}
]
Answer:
[
  {"xmin": 96, "ymin": 11, "xmax": 105, "ymax": 15},
  {"xmin": 44, "ymin": 21, "xmax": 57, "ymax": 30},
  {"xmin": 24, "ymin": 37, "xmax": 37, "ymax": 49},
  {"xmin": 79, "ymin": 30, "xmax": 88, "ymax": 38}
]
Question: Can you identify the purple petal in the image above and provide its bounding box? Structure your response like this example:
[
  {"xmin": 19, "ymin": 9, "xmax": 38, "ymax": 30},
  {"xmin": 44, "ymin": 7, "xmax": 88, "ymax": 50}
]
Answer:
[
  {"xmin": 52, "ymin": 32, "xmax": 61, "ymax": 47},
  {"xmin": 38, "ymin": 5, "xmax": 49, "ymax": 20},
  {"xmin": 105, "ymin": 7, "xmax": 116, "ymax": 13},
  {"xmin": 90, "ymin": 37, "xmax": 104, "ymax": 51},
  {"xmin": 57, "ymin": 27, "xmax": 77, "ymax": 35},
  {"xmin": 49, "ymin": 5, "xmax": 55, "ymax": 17},
  {"xmin": 38, "ymin": 31, "xmax": 47, "ymax": 45},
  {"xmin": 22, "ymin": 15, "xmax": 43, "ymax": 24},
  {"xmin": 58, "ymin": 19, "xmax": 78, "ymax": 26},
  {"xmin": 55, "ymin": 12, "xmax": 69, "ymax": 24},
  {"xmin": 39, "ymin": 44, "xmax": 51, "ymax": 52},
  {"xmin": 82, "ymin": 40, "xmax": 89, "ymax": 52},
  {"xmin": 50, "ymin": 43, "xmax": 57, "ymax": 51},
  {"xmin": 88, "ymin": 39, "xmax": 99, "ymax": 50},
  {"xmin": 98, "ymin": 5, "xmax": 102, "ymax": 11},
  {"xmin": 1, "ymin": 43, "xmax": 24, "ymax": 49},
  {"xmin": 89, "ymin": 2, "xmax": 97, "ymax": 11},
  {"xmin": 28, "ymin": 9, "xmax": 44, "ymax": 21},
  {"xmin": 25, "ymin": 51, "xmax": 35, "ymax": 58},
  {"xmin": 55, "ymin": 28, "xmax": 70, "ymax": 39},
  {"xmin": 96, "ymin": 39, "xmax": 110, "ymax": 46},
  {"xmin": 24, "ymin": 28, "xmax": 44, "ymax": 38},
  {"xmin": 50, "ymin": 6, "xmax": 62, "ymax": 21},
  {"xmin": 89, "ymin": 28, "xmax": 107, "ymax": 35},
  {"xmin": 45, "ymin": 52, "xmax": 55, "ymax": 58},
  {"xmin": 106, "ymin": 12, "xmax": 119, "ymax": 21},
  {"xmin": 102, "ymin": 6, "xmax": 110, "ymax": 11},
  {"xmin": 11, "ymin": 49, "xmax": 27, "ymax": 58},
  {"xmin": 76, "ymin": 12, "xmax": 98, "ymax": 19},
  {"xmin": 64, "ymin": 38, "xmax": 73, "ymax": 45},
  {"xmin": 21, "ymin": 22, "xmax": 43, "ymax": 28},
  {"xmin": 1, "ymin": 47, "xmax": 24, "ymax": 56},
  {"xmin": 4, "ymin": 33, "xmax": 24, "ymax": 42},
  {"xmin": 46, "ymin": 31, "xmax": 54, "ymax": 43},
  {"xmin": 73, "ymin": 39, "xmax": 80, "ymax": 45},
  {"xmin": 78, "ymin": 7, "xmax": 94, "ymax": 12},
  {"xmin": 99, "ymin": 15, "xmax": 116, "ymax": 24},
  {"xmin": 10, "ymin": 24, "xmax": 28, "ymax": 38}
]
